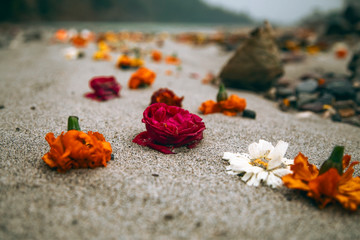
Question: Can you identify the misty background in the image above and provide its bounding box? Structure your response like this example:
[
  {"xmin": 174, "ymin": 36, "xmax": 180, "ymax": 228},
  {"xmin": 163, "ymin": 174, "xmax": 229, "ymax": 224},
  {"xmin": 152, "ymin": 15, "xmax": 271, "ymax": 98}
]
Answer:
[{"xmin": 0, "ymin": 0, "xmax": 351, "ymax": 25}]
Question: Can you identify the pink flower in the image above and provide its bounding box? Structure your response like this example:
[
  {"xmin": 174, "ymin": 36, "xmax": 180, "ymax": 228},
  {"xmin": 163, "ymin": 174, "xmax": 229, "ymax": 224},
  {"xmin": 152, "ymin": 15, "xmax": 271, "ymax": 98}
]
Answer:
[
  {"xmin": 85, "ymin": 76, "xmax": 121, "ymax": 101},
  {"xmin": 133, "ymin": 103, "xmax": 206, "ymax": 154}
]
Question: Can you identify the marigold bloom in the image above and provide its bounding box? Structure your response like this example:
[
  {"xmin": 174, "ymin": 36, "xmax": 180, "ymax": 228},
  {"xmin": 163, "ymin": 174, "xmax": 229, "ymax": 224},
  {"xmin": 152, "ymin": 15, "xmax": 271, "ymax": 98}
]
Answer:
[
  {"xmin": 128, "ymin": 67, "xmax": 156, "ymax": 89},
  {"xmin": 42, "ymin": 130, "xmax": 112, "ymax": 173},
  {"xmin": 55, "ymin": 29, "xmax": 68, "ymax": 42},
  {"xmin": 199, "ymin": 95, "xmax": 246, "ymax": 116},
  {"xmin": 93, "ymin": 50, "xmax": 111, "ymax": 61},
  {"xmin": 165, "ymin": 55, "xmax": 181, "ymax": 65},
  {"xmin": 116, "ymin": 55, "xmax": 132, "ymax": 69},
  {"xmin": 282, "ymin": 152, "xmax": 360, "ymax": 211},
  {"xmin": 150, "ymin": 88, "xmax": 184, "ymax": 107},
  {"xmin": 130, "ymin": 58, "xmax": 144, "ymax": 68},
  {"xmin": 71, "ymin": 35, "xmax": 88, "ymax": 48},
  {"xmin": 152, "ymin": 50, "xmax": 162, "ymax": 62}
]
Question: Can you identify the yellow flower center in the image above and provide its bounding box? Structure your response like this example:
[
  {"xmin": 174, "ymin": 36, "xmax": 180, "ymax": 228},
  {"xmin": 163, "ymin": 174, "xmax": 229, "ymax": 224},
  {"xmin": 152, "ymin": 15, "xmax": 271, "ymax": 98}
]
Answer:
[{"xmin": 250, "ymin": 158, "xmax": 269, "ymax": 169}]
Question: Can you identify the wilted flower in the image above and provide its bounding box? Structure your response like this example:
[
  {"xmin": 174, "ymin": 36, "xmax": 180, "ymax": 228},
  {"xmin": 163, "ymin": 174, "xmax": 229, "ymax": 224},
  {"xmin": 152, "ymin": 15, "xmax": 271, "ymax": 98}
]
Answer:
[
  {"xmin": 85, "ymin": 76, "xmax": 121, "ymax": 101},
  {"xmin": 133, "ymin": 103, "xmax": 206, "ymax": 154},
  {"xmin": 223, "ymin": 140, "xmax": 293, "ymax": 188},
  {"xmin": 152, "ymin": 50, "xmax": 162, "ymax": 62},
  {"xmin": 282, "ymin": 146, "xmax": 360, "ymax": 211},
  {"xmin": 128, "ymin": 67, "xmax": 156, "ymax": 89},
  {"xmin": 42, "ymin": 116, "xmax": 112, "ymax": 173},
  {"xmin": 150, "ymin": 88, "xmax": 184, "ymax": 107}
]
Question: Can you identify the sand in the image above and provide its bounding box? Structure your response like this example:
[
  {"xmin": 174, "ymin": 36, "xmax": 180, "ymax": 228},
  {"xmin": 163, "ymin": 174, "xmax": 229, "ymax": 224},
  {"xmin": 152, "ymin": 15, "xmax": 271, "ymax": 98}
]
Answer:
[{"xmin": 0, "ymin": 37, "xmax": 360, "ymax": 240}]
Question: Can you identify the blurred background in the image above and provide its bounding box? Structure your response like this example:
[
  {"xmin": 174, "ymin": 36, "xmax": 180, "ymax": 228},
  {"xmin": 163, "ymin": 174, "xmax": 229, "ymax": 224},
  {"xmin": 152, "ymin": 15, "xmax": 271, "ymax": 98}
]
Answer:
[{"xmin": 0, "ymin": 0, "xmax": 353, "ymax": 25}]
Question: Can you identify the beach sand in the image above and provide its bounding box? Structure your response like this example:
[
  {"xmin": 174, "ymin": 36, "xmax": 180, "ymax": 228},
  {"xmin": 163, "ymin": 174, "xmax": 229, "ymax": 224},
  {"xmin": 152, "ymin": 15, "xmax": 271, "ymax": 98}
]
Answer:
[{"xmin": 0, "ymin": 38, "xmax": 359, "ymax": 239}]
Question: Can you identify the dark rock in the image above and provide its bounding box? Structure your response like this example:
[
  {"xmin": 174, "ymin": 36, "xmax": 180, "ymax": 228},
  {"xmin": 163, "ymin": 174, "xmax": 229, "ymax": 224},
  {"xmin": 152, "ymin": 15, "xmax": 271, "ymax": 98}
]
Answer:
[
  {"xmin": 219, "ymin": 21, "xmax": 283, "ymax": 91},
  {"xmin": 295, "ymin": 79, "xmax": 318, "ymax": 94},
  {"xmin": 317, "ymin": 93, "xmax": 334, "ymax": 105},
  {"xmin": 338, "ymin": 108, "xmax": 356, "ymax": 118},
  {"xmin": 15, "ymin": 127, "xmax": 20, "ymax": 131},
  {"xmin": 297, "ymin": 93, "xmax": 319, "ymax": 108},
  {"xmin": 333, "ymin": 100, "xmax": 356, "ymax": 109},
  {"xmin": 325, "ymin": 80, "xmax": 355, "ymax": 100},
  {"xmin": 0, "ymin": 105, "xmax": 4, "ymax": 109},
  {"xmin": 242, "ymin": 109, "xmax": 256, "ymax": 119},
  {"xmin": 331, "ymin": 113, "xmax": 342, "ymax": 122},
  {"xmin": 30, "ymin": 106, "xmax": 36, "ymax": 110},
  {"xmin": 111, "ymin": 154, "xmax": 114, "ymax": 160},
  {"xmin": 356, "ymin": 92, "xmax": 360, "ymax": 105},
  {"xmin": 342, "ymin": 116, "xmax": 360, "ymax": 127},
  {"xmin": 299, "ymin": 102, "xmax": 324, "ymax": 112},
  {"xmin": 276, "ymin": 87, "xmax": 294, "ymax": 98}
]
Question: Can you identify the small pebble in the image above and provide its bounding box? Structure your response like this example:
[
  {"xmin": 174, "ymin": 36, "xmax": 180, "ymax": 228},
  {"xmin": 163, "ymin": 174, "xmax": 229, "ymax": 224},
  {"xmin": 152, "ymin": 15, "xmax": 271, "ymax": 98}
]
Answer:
[
  {"xmin": 111, "ymin": 154, "xmax": 114, "ymax": 160},
  {"xmin": 331, "ymin": 113, "xmax": 342, "ymax": 122},
  {"xmin": 15, "ymin": 127, "xmax": 20, "ymax": 131},
  {"xmin": 242, "ymin": 109, "xmax": 256, "ymax": 119},
  {"xmin": 30, "ymin": 106, "xmax": 36, "ymax": 110},
  {"xmin": 164, "ymin": 214, "xmax": 174, "ymax": 221},
  {"xmin": 152, "ymin": 174, "xmax": 159, "ymax": 177},
  {"xmin": 0, "ymin": 105, "xmax": 4, "ymax": 109}
]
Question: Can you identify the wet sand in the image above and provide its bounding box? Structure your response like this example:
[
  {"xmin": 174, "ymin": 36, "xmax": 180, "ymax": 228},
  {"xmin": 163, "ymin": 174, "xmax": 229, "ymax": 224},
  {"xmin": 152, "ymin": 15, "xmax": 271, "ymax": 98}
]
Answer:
[{"xmin": 0, "ymin": 38, "xmax": 359, "ymax": 239}]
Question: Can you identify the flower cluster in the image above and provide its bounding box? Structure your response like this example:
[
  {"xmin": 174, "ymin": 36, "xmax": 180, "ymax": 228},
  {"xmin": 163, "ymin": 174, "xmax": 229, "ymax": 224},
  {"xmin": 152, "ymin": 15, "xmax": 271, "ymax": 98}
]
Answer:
[{"xmin": 282, "ymin": 147, "xmax": 360, "ymax": 211}]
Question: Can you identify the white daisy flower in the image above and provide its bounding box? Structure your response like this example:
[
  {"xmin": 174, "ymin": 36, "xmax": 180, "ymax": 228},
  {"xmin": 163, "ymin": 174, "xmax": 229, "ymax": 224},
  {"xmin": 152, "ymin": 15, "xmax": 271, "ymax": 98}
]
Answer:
[{"xmin": 223, "ymin": 139, "xmax": 293, "ymax": 188}]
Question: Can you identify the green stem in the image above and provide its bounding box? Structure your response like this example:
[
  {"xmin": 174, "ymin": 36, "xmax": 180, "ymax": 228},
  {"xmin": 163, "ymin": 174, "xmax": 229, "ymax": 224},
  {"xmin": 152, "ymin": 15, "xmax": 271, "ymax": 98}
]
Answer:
[
  {"xmin": 67, "ymin": 116, "xmax": 81, "ymax": 131},
  {"xmin": 319, "ymin": 146, "xmax": 344, "ymax": 175},
  {"xmin": 216, "ymin": 83, "xmax": 228, "ymax": 102}
]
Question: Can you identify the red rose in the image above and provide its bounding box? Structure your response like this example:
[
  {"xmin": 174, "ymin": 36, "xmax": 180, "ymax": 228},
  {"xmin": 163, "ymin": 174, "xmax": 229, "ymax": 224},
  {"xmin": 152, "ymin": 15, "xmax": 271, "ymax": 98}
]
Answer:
[
  {"xmin": 85, "ymin": 76, "xmax": 121, "ymax": 101},
  {"xmin": 133, "ymin": 103, "xmax": 206, "ymax": 154},
  {"xmin": 150, "ymin": 88, "xmax": 184, "ymax": 107}
]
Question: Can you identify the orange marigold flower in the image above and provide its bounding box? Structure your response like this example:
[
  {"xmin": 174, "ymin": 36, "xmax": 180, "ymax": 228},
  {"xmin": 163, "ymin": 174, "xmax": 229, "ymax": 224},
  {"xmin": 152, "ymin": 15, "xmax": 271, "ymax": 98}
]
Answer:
[
  {"xmin": 55, "ymin": 29, "xmax": 68, "ymax": 42},
  {"xmin": 93, "ymin": 50, "xmax": 111, "ymax": 61},
  {"xmin": 71, "ymin": 35, "xmax": 88, "ymax": 48},
  {"xmin": 199, "ymin": 95, "xmax": 246, "ymax": 116},
  {"xmin": 116, "ymin": 55, "xmax": 132, "ymax": 69},
  {"xmin": 128, "ymin": 67, "xmax": 156, "ymax": 89},
  {"xmin": 42, "ymin": 130, "xmax": 112, "ymax": 173},
  {"xmin": 152, "ymin": 50, "xmax": 162, "ymax": 62},
  {"xmin": 282, "ymin": 152, "xmax": 360, "ymax": 211},
  {"xmin": 150, "ymin": 88, "xmax": 184, "ymax": 107},
  {"xmin": 165, "ymin": 55, "xmax": 181, "ymax": 65}
]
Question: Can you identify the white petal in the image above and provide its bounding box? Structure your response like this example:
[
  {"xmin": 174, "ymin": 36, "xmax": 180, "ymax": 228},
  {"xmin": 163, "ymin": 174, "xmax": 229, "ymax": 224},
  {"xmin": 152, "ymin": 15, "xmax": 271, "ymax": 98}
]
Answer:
[
  {"xmin": 256, "ymin": 170, "xmax": 269, "ymax": 183},
  {"xmin": 246, "ymin": 175, "xmax": 260, "ymax": 187},
  {"xmin": 267, "ymin": 141, "xmax": 289, "ymax": 170},
  {"xmin": 272, "ymin": 168, "xmax": 292, "ymax": 177},
  {"xmin": 283, "ymin": 158, "xmax": 294, "ymax": 165},
  {"xmin": 241, "ymin": 172, "xmax": 253, "ymax": 182},
  {"xmin": 266, "ymin": 172, "xmax": 283, "ymax": 188},
  {"xmin": 223, "ymin": 152, "xmax": 238, "ymax": 161},
  {"xmin": 249, "ymin": 140, "xmax": 274, "ymax": 159}
]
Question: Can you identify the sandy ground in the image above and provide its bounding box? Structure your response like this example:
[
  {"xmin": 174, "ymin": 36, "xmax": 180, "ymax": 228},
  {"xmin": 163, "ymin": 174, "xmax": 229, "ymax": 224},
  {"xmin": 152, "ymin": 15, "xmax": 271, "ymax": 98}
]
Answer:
[{"xmin": 0, "ymin": 38, "xmax": 360, "ymax": 240}]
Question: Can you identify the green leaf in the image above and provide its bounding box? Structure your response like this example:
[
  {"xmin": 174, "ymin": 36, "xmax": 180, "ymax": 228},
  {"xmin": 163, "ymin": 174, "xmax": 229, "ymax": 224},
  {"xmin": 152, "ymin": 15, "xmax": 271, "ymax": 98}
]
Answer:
[{"xmin": 67, "ymin": 116, "xmax": 81, "ymax": 131}]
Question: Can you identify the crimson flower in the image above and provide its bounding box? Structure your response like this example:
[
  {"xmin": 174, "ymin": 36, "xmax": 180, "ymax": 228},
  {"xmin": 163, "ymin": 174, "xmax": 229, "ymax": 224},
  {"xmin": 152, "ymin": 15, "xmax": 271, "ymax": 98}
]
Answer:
[
  {"xmin": 133, "ymin": 103, "xmax": 205, "ymax": 154},
  {"xmin": 85, "ymin": 76, "xmax": 121, "ymax": 101}
]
